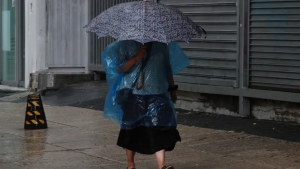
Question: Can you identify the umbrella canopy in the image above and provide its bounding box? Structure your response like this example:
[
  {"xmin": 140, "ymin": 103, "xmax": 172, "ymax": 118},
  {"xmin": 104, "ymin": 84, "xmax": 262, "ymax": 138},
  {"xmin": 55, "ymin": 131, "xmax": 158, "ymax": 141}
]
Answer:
[{"xmin": 84, "ymin": 0, "xmax": 206, "ymax": 44}]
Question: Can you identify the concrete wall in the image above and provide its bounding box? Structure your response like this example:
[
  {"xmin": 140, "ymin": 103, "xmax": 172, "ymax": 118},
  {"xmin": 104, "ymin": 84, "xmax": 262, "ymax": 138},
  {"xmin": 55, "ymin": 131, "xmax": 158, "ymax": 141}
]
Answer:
[
  {"xmin": 252, "ymin": 99, "xmax": 300, "ymax": 123},
  {"xmin": 176, "ymin": 92, "xmax": 300, "ymax": 124},
  {"xmin": 176, "ymin": 91, "xmax": 239, "ymax": 117}
]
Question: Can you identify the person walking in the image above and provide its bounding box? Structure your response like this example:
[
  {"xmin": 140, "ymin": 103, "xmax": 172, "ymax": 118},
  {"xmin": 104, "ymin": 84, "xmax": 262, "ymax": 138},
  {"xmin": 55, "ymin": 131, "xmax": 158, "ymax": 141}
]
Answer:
[
  {"xmin": 115, "ymin": 40, "xmax": 181, "ymax": 169},
  {"xmin": 84, "ymin": 1, "xmax": 205, "ymax": 169}
]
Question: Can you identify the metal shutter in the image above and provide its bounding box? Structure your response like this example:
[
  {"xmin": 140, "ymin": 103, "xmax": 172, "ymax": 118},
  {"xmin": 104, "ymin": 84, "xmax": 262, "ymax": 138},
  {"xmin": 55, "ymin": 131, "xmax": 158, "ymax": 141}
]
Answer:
[
  {"xmin": 89, "ymin": 0, "xmax": 140, "ymax": 71},
  {"xmin": 159, "ymin": 0, "xmax": 238, "ymax": 88},
  {"xmin": 249, "ymin": 0, "xmax": 300, "ymax": 91}
]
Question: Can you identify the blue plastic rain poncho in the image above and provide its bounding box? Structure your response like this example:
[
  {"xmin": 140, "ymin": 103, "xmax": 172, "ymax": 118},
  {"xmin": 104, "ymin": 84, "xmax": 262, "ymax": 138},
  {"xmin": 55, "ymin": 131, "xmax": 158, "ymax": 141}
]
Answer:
[{"xmin": 102, "ymin": 40, "xmax": 189, "ymax": 129}]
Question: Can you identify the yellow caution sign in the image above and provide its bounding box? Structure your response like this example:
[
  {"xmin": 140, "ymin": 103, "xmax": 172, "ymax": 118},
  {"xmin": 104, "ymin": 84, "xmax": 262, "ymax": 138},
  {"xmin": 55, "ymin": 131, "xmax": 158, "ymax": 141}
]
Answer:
[
  {"xmin": 29, "ymin": 95, "xmax": 40, "ymax": 100},
  {"xmin": 39, "ymin": 119, "xmax": 45, "ymax": 124},
  {"xmin": 24, "ymin": 94, "xmax": 48, "ymax": 130},
  {"xmin": 27, "ymin": 112, "xmax": 33, "ymax": 116},
  {"xmin": 31, "ymin": 120, "xmax": 38, "ymax": 125},
  {"xmin": 31, "ymin": 102, "xmax": 40, "ymax": 107},
  {"xmin": 34, "ymin": 111, "xmax": 41, "ymax": 115}
]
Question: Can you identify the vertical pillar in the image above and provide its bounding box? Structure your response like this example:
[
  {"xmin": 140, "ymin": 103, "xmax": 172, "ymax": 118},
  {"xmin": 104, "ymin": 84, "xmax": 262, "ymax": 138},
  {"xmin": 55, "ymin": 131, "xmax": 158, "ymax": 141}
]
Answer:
[
  {"xmin": 238, "ymin": 0, "xmax": 250, "ymax": 117},
  {"xmin": 239, "ymin": 96, "xmax": 250, "ymax": 117},
  {"xmin": 25, "ymin": 0, "xmax": 47, "ymax": 88}
]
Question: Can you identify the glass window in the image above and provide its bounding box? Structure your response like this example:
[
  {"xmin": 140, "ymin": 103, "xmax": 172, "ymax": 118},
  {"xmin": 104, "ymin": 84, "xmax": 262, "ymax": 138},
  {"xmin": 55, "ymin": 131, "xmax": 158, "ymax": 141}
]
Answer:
[{"xmin": 1, "ymin": 0, "xmax": 16, "ymax": 82}]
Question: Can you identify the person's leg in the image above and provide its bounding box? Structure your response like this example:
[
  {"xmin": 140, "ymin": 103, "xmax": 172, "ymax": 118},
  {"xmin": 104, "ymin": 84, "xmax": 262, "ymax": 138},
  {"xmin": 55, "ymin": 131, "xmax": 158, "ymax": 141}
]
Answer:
[
  {"xmin": 126, "ymin": 149, "xmax": 136, "ymax": 169},
  {"xmin": 155, "ymin": 149, "xmax": 165, "ymax": 169}
]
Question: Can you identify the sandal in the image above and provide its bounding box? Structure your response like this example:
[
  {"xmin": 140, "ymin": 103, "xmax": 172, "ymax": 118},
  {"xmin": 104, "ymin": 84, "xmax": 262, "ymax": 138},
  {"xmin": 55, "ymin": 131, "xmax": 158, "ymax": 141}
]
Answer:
[{"xmin": 162, "ymin": 166, "xmax": 174, "ymax": 169}]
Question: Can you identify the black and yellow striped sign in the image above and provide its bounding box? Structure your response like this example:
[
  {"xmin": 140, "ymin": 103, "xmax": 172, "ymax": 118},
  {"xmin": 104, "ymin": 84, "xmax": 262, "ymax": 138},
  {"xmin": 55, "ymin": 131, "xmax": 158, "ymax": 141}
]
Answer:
[{"xmin": 24, "ymin": 94, "xmax": 48, "ymax": 130}]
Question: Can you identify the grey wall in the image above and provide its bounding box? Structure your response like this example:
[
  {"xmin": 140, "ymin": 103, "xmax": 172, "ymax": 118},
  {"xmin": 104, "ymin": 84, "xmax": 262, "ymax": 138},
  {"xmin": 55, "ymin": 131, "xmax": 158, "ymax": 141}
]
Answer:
[{"xmin": 45, "ymin": 0, "xmax": 88, "ymax": 69}]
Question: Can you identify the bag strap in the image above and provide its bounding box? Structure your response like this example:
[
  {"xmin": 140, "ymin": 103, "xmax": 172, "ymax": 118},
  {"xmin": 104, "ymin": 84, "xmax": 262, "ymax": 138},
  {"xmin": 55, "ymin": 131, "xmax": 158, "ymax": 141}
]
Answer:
[
  {"xmin": 131, "ymin": 42, "xmax": 152, "ymax": 87},
  {"xmin": 141, "ymin": 42, "xmax": 152, "ymax": 71}
]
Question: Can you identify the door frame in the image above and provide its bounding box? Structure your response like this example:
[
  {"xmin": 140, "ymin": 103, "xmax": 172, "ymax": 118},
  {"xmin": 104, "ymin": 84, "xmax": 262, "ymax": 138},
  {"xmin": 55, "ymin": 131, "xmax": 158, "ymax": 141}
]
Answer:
[
  {"xmin": 0, "ymin": 0, "xmax": 2, "ymax": 85},
  {"xmin": 15, "ymin": 0, "xmax": 24, "ymax": 87},
  {"xmin": 0, "ymin": 0, "xmax": 24, "ymax": 87}
]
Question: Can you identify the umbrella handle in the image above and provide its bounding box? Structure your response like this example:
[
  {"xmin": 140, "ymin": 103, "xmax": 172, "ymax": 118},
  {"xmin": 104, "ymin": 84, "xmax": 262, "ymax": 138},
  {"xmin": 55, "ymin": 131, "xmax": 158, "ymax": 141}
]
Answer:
[{"xmin": 135, "ymin": 72, "xmax": 145, "ymax": 90}]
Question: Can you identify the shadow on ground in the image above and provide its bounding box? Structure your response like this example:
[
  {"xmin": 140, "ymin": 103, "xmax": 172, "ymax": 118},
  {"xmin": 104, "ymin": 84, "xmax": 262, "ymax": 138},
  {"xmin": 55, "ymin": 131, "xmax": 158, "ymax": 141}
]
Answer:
[
  {"xmin": 13, "ymin": 81, "xmax": 107, "ymax": 110},
  {"xmin": 0, "ymin": 90, "xmax": 19, "ymax": 98}
]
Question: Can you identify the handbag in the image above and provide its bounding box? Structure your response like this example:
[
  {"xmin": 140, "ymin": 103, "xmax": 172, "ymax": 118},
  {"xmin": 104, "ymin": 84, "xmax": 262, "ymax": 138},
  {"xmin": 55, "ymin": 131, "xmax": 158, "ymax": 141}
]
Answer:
[
  {"xmin": 115, "ymin": 87, "xmax": 134, "ymax": 105},
  {"xmin": 115, "ymin": 42, "xmax": 153, "ymax": 105}
]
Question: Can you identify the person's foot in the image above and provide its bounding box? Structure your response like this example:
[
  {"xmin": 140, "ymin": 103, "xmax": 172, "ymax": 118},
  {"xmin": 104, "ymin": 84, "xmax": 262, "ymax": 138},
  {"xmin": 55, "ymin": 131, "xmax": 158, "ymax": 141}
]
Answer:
[
  {"xmin": 127, "ymin": 162, "xmax": 135, "ymax": 169},
  {"xmin": 162, "ymin": 166, "xmax": 174, "ymax": 169}
]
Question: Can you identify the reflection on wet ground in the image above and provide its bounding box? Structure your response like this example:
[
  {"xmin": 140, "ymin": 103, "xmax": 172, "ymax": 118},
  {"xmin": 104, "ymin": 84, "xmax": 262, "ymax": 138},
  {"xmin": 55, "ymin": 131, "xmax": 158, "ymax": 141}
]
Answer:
[
  {"xmin": 11, "ymin": 81, "xmax": 300, "ymax": 143},
  {"xmin": 1, "ymin": 81, "xmax": 300, "ymax": 168}
]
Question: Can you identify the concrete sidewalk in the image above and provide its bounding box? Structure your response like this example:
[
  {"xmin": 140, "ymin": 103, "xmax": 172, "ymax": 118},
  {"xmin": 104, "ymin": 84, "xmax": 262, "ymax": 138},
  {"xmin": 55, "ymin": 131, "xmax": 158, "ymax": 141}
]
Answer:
[{"xmin": 1, "ymin": 100, "xmax": 300, "ymax": 169}]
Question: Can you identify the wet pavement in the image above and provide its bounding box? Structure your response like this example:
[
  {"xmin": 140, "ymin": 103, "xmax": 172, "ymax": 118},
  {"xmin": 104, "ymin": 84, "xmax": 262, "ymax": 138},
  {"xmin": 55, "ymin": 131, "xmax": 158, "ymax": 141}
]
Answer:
[
  {"xmin": 1, "ymin": 81, "xmax": 300, "ymax": 169},
  {"xmin": 12, "ymin": 81, "xmax": 108, "ymax": 111},
  {"xmin": 0, "ymin": 90, "xmax": 19, "ymax": 98}
]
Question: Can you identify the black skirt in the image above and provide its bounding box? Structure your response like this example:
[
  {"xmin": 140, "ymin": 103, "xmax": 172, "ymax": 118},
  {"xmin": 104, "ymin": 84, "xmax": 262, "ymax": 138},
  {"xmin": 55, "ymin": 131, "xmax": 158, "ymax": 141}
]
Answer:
[
  {"xmin": 117, "ymin": 94, "xmax": 181, "ymax": 154},
  {"xmin": 117, "ymin": 126, "xmax": 181, "ymax": 155}
]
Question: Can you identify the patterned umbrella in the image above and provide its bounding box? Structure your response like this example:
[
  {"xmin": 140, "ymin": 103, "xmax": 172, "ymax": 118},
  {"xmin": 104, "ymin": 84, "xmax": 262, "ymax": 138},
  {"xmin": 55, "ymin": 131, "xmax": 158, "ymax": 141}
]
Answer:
[{"xmin": 84, "ymin": 0, "xmax": 206, "ymax": 44}]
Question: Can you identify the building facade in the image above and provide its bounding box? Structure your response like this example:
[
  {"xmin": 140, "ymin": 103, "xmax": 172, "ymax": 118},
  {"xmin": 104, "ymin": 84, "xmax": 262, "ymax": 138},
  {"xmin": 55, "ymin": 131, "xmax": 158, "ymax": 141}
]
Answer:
[
  {"xmin": 88, "ymin": 0, "xmax": 300, "ymax": 122},
  {"xmin": 2, "ymin": 0, "xmax": 300, "ymax": 122}
]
